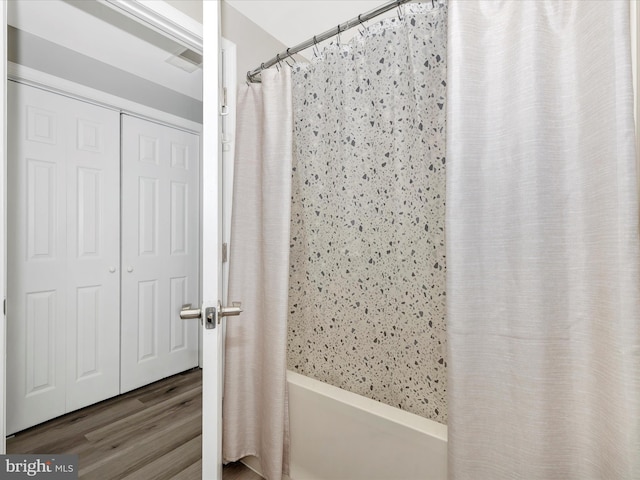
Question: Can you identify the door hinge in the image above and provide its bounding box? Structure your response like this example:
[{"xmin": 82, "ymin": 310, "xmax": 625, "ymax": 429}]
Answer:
[{"xmin": 222, "ymin": 242, "xmax": 228, "ymax": 263}]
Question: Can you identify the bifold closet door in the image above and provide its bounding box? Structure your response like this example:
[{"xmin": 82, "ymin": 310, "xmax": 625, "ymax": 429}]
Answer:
[
  {"xmin": 7, "ymin": 82, "xmax": 121, "ymax": 434},
  {"xmin": 120, "ymin": 115, "xmax": 200, "ymax": 393}
]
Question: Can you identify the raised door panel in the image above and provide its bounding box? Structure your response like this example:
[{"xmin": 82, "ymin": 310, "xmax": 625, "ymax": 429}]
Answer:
[
  {"xmin": 170, "ymin": 276, "xmax": 188, "ymax": 352},
  {"xmin": 138, "ymin": 177, "xmax": 159, "ymax": 256},
  {"xmin": 26, "ymin": 159, "xmax": 58, "ymax": 260},
  {"xmin": 170, "ymin": 181, "xmax": 188, "ymax": 255},
  {"xmin": 25, "ymin": 291, "xmax": 58, "ymax": 396},
  {"xmin": 137, "ymin": 279, "xmax": 159, "ymax": 362},
  {"xmin": 75, "ymin": 286, "xmax": 100, "ymax": 378},
  {"xmin": 121, "ymin": 115, "xmax": 199, "ymax": 393}
]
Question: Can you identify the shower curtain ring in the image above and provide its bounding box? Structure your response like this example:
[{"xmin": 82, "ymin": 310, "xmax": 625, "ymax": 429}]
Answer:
[
  {"xmin": 313, "ymin": 35, "xmax": 320, "ymax": 57},
  {"xmin": 397, "ymin": 3, "xmax": 405, "ymax": 21},
  {"xmin": 285, "ymin": 47, "xmax": 295, "ymax": 67},
  {"xmin": 358, "ymin": 13, "xmax": 369, "ymax": 36},
  {"xmin": 336, "ymin": 24, "xmax": 342, "ymax": 46}
]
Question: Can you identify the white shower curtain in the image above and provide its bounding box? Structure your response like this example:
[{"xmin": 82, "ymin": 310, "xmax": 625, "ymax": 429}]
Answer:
[
  {"xmin": 222, "ymin": 67, "xmax": 292, "ymax": 480},
  {"xmin": 446, "ymin": 1, "xmax": 640, "ymax": 479}
]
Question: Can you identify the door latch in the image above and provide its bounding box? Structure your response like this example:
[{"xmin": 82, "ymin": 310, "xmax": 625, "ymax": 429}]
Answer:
[{"xmin": 204, "ymin": 306, "xmax": 217, "ymax": 329}]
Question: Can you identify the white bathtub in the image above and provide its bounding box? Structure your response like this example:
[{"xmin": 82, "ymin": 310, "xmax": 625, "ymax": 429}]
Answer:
[{"xmin": 245, "ymin": 371, "xmax": 448, "ymax": 480}]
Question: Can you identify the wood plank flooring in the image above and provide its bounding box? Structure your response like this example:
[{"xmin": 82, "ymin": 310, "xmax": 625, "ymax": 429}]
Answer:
[{"xmin": 7, "ymin": 369, "xmax": 262, "ymax": 480}]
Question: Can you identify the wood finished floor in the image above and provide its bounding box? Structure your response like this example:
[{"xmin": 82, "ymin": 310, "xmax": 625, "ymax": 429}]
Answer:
[{"xmin": 7, "ymin": 369, "xmax": 262, "ymax": 480}]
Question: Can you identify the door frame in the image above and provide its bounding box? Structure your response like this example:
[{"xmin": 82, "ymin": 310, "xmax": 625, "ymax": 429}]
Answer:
[
  {"xmin": 0, "ymin": 0, "xmax": 215, "ymax": 463},
  {"xmin": 0, "ymin": 0, "xmax": 7, "ymax": 456},
  {"xmin": 633, "ymin": 0, "xmax": 640, "ymax": 181}
]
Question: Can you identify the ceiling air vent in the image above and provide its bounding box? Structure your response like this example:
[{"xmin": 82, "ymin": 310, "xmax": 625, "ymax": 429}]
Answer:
[{"xmin": 166, "ymin": 48, "xmax": 203, "ymax": 73}]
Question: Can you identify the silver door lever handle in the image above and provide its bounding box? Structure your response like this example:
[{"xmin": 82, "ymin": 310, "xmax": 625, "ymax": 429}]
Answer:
[
  {"xmin": 218, "ymin": 301, "xmax": 242, "ymax": 318},
  {"xmin": 180, "ymin": 304, "xmax": 201, "ymax": 320}
]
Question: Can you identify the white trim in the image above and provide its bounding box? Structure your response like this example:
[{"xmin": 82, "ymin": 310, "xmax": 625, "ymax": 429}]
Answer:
[
  {"xmin": 99, "ymin": 0, "xmax": 203, "ymax": 54},
  {"xmin": 8, "ymin": 62, "xmax": 202, "ymax": 135},
  {"xmin": 0, "ymin": 0, "xmax": 6, "ymax": 455},
  {"xmin": 221, "ymin": 37, "xmax": 237, "ymax": 334},
  {"xmin": 632, "ymin": 1, "xmax": 638, "ymax": 135},
  {"xmin": 633, "ymin": 0, "xmax": 640, "ymax": 187}
]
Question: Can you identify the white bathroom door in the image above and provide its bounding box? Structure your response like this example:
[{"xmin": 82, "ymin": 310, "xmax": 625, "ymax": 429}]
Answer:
[
  {"xmin": 7, "ymin": 82, "xmax": 121, "ymax": 434},
  {"xmin": 120, "ymin": 115, "xmax": 200, "ymax": 393},
  {"xmin": 202, "ymin": 2, "xmax": 223, "ymax": 477}
]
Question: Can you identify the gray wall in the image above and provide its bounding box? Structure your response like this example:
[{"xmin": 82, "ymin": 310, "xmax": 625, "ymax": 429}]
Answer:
[
  {"xmin": 8, "ymin": 27, "xmax": 202, "ymax": 123},
  {"xmin": 165, "ymin": 0, "xmax": 202, "ymax": 23}
]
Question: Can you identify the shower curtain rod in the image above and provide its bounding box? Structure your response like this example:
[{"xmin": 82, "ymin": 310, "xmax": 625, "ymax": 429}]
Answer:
[{"xmin": 246, "ymin": 0, "xmax": 414, "ymax": 83}]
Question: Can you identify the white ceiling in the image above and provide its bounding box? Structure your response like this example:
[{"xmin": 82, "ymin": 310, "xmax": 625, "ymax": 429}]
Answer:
[{"xmin": 225, "ymin": 0, "xmax": 390, "ymax": 50}]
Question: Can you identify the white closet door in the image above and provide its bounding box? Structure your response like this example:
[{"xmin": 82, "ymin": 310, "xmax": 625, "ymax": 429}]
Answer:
[
  {"xmin": 64, "ymin": 93, "xmax": 121, "ymax": 412},
  {"xmin": 7, "ymin": 82, "xmax": 120, "ymax": 434},
  {"xmin": 120, "ymin": 115, "xmax": 199, "ymax": 393}
]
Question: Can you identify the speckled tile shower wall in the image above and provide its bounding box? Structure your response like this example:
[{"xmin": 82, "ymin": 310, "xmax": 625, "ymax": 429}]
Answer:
[{"xmin": 288, "ymin": 2, "xmax": 447, "ymax": 423}]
